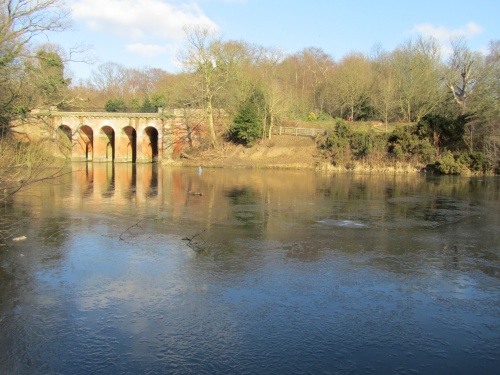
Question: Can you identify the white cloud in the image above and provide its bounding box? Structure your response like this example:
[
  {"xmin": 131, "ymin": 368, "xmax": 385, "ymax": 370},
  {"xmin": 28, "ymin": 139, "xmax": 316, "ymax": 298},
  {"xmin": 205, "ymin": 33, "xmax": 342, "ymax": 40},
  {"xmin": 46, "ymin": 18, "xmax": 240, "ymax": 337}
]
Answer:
[
  {"xmin": 70, "ymin": 0, "xmax": 218, "ymax": 41},
  {"xmin": 412, "ymin": 22, "xmax": 483, "ymax": 42},
  {"xmin": 126, "ymin": 43, "xmax": 169, "ymax": 57},
  {"xmin": 411, "ymin": 22, "xmax": 484, "ymax": 57}
]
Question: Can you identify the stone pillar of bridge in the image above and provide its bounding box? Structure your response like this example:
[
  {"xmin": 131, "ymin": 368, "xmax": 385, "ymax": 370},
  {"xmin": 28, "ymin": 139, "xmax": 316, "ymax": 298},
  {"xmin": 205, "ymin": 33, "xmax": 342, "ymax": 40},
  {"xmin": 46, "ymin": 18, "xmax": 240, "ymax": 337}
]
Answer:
[
  {"xmin": 136, "ymin": 133, "xmax": 149, "ymax": 163},
  {"xmin": 115, "ymin": 134, "xmax": 129, "ymax": 163},
  {"xmin": 72, "ymin": 138, "xmax": 90, "ymax": 161}
]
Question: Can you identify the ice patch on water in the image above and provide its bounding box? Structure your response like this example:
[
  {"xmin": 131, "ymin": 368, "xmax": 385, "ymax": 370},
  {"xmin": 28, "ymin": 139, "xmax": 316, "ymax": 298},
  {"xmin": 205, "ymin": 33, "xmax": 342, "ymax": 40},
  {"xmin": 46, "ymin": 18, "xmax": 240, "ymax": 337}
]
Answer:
[{"xmin": 317, "ymin": 219, "xmax": 368, "ymax": 228}]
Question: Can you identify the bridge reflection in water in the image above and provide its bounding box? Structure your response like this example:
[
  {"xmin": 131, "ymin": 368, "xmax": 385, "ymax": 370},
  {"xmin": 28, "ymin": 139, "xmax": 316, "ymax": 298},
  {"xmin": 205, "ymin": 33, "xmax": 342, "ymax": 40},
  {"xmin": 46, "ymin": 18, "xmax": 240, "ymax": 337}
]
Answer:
[
  {"xmin": 70, "ymin": 163, "xmax": 164, "ymax": 203},
  {"xmin": 65, "ymin": 163, "xmax": 214, "ymax": 221}
]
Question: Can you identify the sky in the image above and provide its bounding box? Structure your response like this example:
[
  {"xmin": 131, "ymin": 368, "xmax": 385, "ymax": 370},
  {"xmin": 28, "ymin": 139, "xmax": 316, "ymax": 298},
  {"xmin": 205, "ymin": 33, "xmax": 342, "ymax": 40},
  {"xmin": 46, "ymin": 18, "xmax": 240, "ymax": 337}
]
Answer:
[{"xmin": 40, "ymin": 0, "xmax": 500, "ymax": 82}]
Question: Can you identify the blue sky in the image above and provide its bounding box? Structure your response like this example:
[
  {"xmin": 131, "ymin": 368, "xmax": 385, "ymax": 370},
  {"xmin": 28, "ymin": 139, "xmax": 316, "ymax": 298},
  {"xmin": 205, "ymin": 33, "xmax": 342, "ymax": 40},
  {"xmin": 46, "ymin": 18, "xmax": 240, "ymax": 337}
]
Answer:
[{"xmin": 42, "ymin": 0, "xmax": 500, "ymax": 82}]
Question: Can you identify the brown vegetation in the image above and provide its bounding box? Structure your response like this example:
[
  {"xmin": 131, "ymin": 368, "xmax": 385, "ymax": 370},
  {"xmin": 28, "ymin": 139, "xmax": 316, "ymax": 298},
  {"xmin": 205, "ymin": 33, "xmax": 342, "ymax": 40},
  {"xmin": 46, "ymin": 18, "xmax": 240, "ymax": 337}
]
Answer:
[{"xmin": 179, "ymin": 135, "xmax": 320, "ymax": 169}]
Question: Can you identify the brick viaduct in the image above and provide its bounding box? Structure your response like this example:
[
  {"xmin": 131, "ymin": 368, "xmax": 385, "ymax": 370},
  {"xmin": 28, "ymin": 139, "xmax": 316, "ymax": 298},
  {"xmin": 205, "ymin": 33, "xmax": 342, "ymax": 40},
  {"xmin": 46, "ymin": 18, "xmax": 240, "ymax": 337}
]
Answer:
[{"xmin": 41, "ymin": 109, "xmax": 199, "ymax": 163}]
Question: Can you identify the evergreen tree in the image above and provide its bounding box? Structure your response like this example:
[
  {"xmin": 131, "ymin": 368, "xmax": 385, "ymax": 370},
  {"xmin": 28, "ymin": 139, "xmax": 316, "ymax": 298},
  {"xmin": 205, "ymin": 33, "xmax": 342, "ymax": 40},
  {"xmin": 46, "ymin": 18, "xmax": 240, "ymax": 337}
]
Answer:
[{"xmin": 229, "ymin": 95, "xmax": 263, "ymax": 146}]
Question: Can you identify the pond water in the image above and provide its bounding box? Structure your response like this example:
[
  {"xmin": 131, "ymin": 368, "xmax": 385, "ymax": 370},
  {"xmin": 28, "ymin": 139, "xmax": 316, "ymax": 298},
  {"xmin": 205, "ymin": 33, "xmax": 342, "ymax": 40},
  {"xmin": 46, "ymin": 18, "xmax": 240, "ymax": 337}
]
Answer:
[{"xmin": 1, "ymin": 163, "xmax": 499, "ymax": 374}]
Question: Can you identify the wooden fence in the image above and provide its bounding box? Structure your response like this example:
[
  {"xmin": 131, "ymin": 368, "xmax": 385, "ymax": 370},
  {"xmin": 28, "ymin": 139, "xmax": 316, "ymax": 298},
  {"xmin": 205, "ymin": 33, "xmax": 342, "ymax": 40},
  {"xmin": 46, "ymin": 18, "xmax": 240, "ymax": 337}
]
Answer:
[{"xmin": 273, "ymin": 126, "xmax": 331, "ymax": 137}]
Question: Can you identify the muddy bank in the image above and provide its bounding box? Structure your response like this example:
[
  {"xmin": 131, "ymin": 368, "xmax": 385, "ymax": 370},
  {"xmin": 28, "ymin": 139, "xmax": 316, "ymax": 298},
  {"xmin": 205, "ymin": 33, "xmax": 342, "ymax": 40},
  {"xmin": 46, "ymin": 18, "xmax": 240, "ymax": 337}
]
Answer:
[
  {"xmin": 171, "ymin": 135, "xmax": 425, "ymax": 173},
  {"xmin": 176, "ymin": 135, "xmax": 321, "ymax": 169}
]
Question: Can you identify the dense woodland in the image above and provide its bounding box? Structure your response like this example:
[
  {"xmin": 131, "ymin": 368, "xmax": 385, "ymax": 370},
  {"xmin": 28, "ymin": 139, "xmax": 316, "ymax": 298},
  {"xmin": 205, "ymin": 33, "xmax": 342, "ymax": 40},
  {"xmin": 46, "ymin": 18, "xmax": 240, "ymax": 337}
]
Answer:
[{"xmin": 1, "ymin": 1, "xmax": 499, "ymax": 180}]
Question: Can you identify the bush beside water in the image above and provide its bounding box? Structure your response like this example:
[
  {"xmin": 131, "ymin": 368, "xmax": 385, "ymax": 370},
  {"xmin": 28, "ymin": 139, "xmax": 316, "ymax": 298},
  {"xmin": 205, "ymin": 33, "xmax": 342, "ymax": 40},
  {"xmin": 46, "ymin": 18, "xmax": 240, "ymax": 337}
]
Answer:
[{"xmin": 315, "ymin": 118, "xmax": 492, "ymax": 175}]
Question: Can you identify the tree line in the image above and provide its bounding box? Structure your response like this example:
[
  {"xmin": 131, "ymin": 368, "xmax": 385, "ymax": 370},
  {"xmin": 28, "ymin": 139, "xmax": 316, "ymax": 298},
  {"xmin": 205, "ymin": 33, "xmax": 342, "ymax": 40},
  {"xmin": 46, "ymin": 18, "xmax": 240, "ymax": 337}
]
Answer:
[
  {"xmin": 1, "ymin": 2, "xmax": 499, "ymax": 176},
  {"xmin": 74, "ymin": 27, "xmax": 499, "ymax": 173}
]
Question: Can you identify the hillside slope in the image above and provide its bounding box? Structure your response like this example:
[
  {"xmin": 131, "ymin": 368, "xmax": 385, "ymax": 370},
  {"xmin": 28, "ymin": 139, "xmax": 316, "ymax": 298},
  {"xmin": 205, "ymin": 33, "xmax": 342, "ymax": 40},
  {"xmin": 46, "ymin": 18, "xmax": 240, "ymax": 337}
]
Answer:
[{"xmin": 179, "ymin": 135, "xmax": 321, "ymax": 169}]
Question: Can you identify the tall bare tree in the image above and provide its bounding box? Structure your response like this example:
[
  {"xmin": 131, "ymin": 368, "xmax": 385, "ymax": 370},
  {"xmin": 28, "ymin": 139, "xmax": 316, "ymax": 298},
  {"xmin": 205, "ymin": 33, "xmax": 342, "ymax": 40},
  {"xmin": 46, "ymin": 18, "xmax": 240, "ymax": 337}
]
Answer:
[
  {"xmin": 256, "ymin": 47, "xmax": 292, "ymax": 138},
  {"xmin": 371, "ymin": 52, "xmax": 398, "ymax": 130},
  {"xmin": 332, "ymin": 52, "xmax": 373, "ymax": 120},
  {"xmin": 445, "ymin": 38, "xmax": 483, "ymax": 115},
  {"xmin": 0, "ymin": 0, "xmax": 69, "ymax": 64},
  {"xmin": 180, "ymin": 26, "xmax": 225, "ymax": 148},
  {"xmin": 391, "ymin": 37, "xmax": 442, "ymax": 123},
  {"xmin": 89, "ymin": 62, "xmax": 127, "ymax": 98}
]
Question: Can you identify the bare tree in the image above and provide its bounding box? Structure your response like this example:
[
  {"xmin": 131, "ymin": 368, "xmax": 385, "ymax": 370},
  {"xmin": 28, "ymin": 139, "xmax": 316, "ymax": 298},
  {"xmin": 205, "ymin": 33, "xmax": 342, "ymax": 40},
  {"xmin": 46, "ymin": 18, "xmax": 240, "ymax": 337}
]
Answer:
[
  {"xmin": 89, "ymin": 62, "xmax": 127, "ymax": 98},
  {"xmin": 332, "ymin": 52, "xmax": 373, "ymax": 120},
  {"xmin": 371, "ymin": 52, "xmax": 398, "ymax": 130},
  {"xmin": 179, "ymin": 25, "xmax": 225, "ymax": 148},
  {"xmin": 0, "ymin": 0, "xmax": 69, "ymax": 64},
  {"xmin": 255, "ymin": 47, "xmax": 290, "ymax": 138},
  {"xmin": 446, "ymin": 38, "xmax": 483, "ymax": 114},
  {"xmin": 1, "ymin": 0, "xmax": 71, "ymax": 124},
  {"xmin": 391, "ymin": 37, "xmax": 442, "ymax": 123},
  {"xmin": 0, "ymin": 0, "xmax": 71, "ymax": 204}
]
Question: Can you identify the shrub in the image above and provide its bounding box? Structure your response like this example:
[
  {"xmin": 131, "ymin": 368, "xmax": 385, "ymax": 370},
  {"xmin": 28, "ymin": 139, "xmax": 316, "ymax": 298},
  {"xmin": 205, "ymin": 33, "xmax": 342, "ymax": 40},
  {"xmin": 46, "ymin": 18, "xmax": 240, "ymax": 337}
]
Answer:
[
  {"xmin": 105, "ymin": 98, "xmax": 126, "ymax": 112},
  {"xmin": 416, "ymin": 114, "xmax": 468, "ymax": 150},
  {"xmin": 141, "ymin": 97, "xmax": 156, "ymax": 113},
  {"xmin": 434, "ymin": 151, "xmax": 468, "ymax": 175},
  {"xmin": 307, "ymin": 112, "xmax": 317, "ymax": 121},
  {"xmin": 229, "ymin": 98, "xmax": 263, "ymax": 146},
  {"xmin": 388, "ymin": 126, "xmax": 436, "ymax": 163},
  {"xmin": 454, "ymin": 151, "xmax": 489, "ymax": 173},
  {"xmin": 335, "ymin": 119, "xmax": 353, "ymax": 139},
  {"xmin": 316, "ymin": 113, "xmax": 333, "ymax": 121}
]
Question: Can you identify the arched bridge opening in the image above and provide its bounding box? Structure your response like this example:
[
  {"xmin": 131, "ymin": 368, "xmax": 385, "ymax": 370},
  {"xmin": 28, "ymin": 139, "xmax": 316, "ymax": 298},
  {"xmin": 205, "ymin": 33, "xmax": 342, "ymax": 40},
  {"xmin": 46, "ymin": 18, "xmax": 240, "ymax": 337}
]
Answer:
[
  {"xmin": 115, "ymin": 126, "xmax": 137, "ymax": 163},
  {"xmin": 74, "ymin": 125, "xmax": 94, "ymax": 161},
  {"xmin": 95, "ymin": 126, "xmax": 115, "ymax": 162},
  {"xmin": 142, "ymin": 126, "xmax": 159, "ymax": 163},
  {"xmin": 56, "ymin": 125, "xmax": 72, "ymax": 158}
]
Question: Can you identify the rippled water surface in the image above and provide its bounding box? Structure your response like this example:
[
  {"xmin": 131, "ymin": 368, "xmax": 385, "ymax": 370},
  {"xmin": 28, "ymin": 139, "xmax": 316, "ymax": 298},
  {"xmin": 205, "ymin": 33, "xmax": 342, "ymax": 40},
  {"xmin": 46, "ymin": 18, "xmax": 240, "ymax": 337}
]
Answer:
[{"xmin": 1, "ymin": 164, "xmax": 499, "ymax": 374}]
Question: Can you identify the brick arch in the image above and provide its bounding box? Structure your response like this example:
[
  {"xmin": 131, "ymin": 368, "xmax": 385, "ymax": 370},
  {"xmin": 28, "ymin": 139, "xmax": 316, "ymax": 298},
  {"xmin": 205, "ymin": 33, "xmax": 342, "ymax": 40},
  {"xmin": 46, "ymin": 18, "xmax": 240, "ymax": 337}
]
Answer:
[
  {"xmin": 55, "ymin": 125, "xmax": 73, "ymax": 158},
  {"xmin": 139, "ymin": 126, "xmax": 159, "ymax": 162},
  {"xmin": 74, "ymin": 125, "xmax": 94, "ymax": 161},
  {"xmin": 57, "ymin": 124, "xmax": 72, "ymax": 140},
  {"xmin": 94, "ymin": 126, "xmax": 115, "ymax": 162},
  {"xmin": 115, "ymin": 126, "xmax": 137, "ymax": 163}
]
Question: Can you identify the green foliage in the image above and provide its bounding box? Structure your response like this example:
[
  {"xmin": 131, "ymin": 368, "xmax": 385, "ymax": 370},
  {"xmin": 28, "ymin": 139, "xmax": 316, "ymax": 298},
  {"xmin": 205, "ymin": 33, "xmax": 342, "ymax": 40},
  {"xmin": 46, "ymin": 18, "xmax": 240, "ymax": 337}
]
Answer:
[
  {"xmin": 105, "ymin": 98, "xmax": 126, "ymax": 112},
  {"xmin": 136, "ymin": 94, "xmax": 166, "ymax": 113},
  {"xmin": 37, "ymin": 50, "xmax": 64, "ymax": 69},
  {"xmin": 151, "ymin": 94, "xmax": 166, "ymax": 110},
  {"xmin": 437, "ymin": 148, "xmax": 490, "ymax": 175},
  {"xmin": 350, "ymin": 131, "xmax": 387, "ymax": 158},
  {"xmin": 416, "ymin": 114, "xmax": 469, "ymax": 150},
  {"xmin": 335, "ymin": 119, "xmax": 353, "ymax": 139},
  {"xmin": 229, "ymin": 94, "xmax": 263, "ymax": 146},
  {"xmin": 316, "ymin": 112, "xmax": 333, "ymax": 121},
  {"xmin": 141, "ymin": 97, "xmax": 156, "ymax": 113},
  {"xmin": 469, "ymin": 152, "xmax": 489, "ymax": 172},
  {"xmin": 34, "ymin": 50, "xmax": 71, "ymax": 108},
  {"xmin": 315, "ymin": 119, "xmax": 355, "ymax": 165},
  {"xmin": 307, "ymin": 112, "xmax": 317, "ymax": 121},
  {"xmin": 131, "ymin": 98, "xmax": 141, "ymax": 112},
  {"xmin": 316, "ymin": 119, "xmax": 443, "ymax": 168},
  {"xmin": 388, "ymin": 126, "xmax": 436, "ymax": 163},
  {"xmin": 434, "ymin": 151, "xmax": 468, "ymax": 174},
  {"xmin": 353, "ymin": 96, "xmax": 375, "ymax": 121},
  {"xmin": 428, "ymin": 150, "xmax": 489, "ymax": 175}
]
